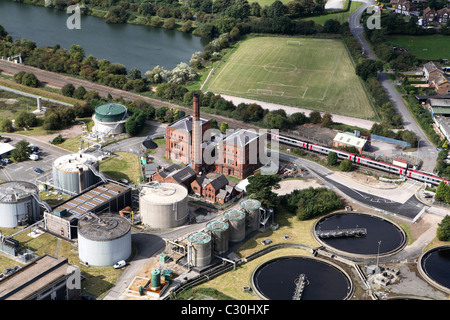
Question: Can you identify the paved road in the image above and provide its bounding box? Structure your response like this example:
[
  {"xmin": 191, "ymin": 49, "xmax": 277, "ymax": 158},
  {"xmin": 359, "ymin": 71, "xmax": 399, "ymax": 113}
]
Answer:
[{"xmin": 348, "ymin": 0, "xmax": 437, "ymax": 172}]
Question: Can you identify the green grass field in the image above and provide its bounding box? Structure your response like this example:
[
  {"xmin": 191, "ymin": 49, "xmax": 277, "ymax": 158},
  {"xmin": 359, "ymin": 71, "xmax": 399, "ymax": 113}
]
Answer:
[
  {"xmin": 385, "ymin": 35, "xmax": 450, "ymax": 60},
  {"xmin": 203, "ymin": 36, "xmax": 376, "ymax": 119}
]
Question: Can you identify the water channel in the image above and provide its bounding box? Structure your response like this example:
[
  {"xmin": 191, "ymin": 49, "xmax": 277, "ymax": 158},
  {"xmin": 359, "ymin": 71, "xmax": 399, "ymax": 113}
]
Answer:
[{"xmin": 0, "ymin": 0, "xmax": 209, "ymax": 72}]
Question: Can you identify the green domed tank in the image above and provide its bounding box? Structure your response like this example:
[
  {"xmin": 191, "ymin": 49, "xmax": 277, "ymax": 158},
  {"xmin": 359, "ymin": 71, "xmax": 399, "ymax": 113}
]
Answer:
[
  {"xmin": 95, "ymin": 103, "xmax": 127, "ymax": 123},
  {"xmin": 151, "ymin": 269, "xmax": 161, "ymax": 290}
]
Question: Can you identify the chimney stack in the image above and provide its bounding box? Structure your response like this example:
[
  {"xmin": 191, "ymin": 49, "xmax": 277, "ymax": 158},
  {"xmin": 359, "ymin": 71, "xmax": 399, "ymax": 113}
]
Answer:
[{"xmin": 191, "ymin": 94, "xmax": 202, "ymax": 173}]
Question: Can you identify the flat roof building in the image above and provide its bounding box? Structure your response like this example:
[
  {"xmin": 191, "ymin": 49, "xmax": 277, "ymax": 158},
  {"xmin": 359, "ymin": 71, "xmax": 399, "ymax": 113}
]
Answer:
[{"xmin": 0, "ymin": 255, "xmax": 80, "ymax": 300}]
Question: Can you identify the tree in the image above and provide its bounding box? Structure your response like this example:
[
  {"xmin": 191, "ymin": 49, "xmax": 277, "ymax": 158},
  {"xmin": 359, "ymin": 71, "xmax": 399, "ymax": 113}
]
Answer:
[
  {"xmin": 61, "ymin": 83, "xmax": 76, "ymax": 97},
  {"xmin": 10, "ymin": 139, "xmax": 30, "ymax": 162},
  {"xmin": 339, "ymin": 159, "xmax": 353, "ymax": 172},
  {"xmin": 220, "ymin": 122, "xmax": 228, "ymax": 133},
  {"xmin": 246, "ymin": 174, "xmax": 281, "ymax": 209},
  {"xmin": 127, "ymin": 68, "xmax": 142, "ymax": 80},
  {"xmin": 309, "ymin": 111, "xmax": 322, "ymax": 124},
  {"xmin": 437, "ymin": 215, "xmax": 450, "ymax": 241},
  {"xmin": 163, "ymin": 18, "xmax": 176, "ymax": 30},
  {"xmin": 0, "ymin": 119, "xmax": 13, "ymax": 133},
  {"xmin": 74, "ymin": 86, "xmax": 87, "ymax": 100},
  {"xmin": 155, "ymin": 106, "xmax": 169, "ymax": 121},
  {"xmin": 21, "ymin": 73, "xmax": 40, "ymax": 88},
  {"xmin": 15, "ymin": 111, "xmax": 37, "ymax": 128},
  {"xmin": 327, "ymin": 151, "xmax": 338, "ymax": 166},
  {"xmin": 321, "ymin": 112, "xmax": 332, "ymax": 127},
  {"xmin": 356, "ymin": 59, "xmax": 383, "ymax": 81}
]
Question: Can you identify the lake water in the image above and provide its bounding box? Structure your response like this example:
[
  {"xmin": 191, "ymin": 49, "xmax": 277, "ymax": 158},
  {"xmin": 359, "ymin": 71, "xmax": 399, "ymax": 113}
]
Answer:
[{"xmin": 0, "ymin": 0, "xmax": 209, "ymax": 72}]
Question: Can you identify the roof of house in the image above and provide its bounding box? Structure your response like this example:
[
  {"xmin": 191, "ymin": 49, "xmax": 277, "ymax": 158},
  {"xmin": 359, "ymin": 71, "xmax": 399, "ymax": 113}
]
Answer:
[
  {"xmin": 333, "ymin": 132, "xmax": 368, "ymax": 148},
  {"xmin": 205, "ymin": 174, "xmax": 228, "ymax": 190},
  {"xmin": 165, "ymin": 166, "xmax": 197, "ymax": 184},
  {"xmin": 430, "ymin": 98, "xmax": 450, "ymax": 108},
  {"xmin": 424, "ymin": 61, "xmax": 441, "ymax": 73},
  {"xmin": 216, "ymin": 189, "xmax": 229, "ymax": 200},
  {"xmin": 193, "ymin": 175, "xmax": 211, "ymax": 187},
  {"xmin": 223, "ymin": 129, "xmax": 262, "ymax": 147},
  {"xmin": 434, "ymin": 73, "xmax": 450, "ymax": 86}
]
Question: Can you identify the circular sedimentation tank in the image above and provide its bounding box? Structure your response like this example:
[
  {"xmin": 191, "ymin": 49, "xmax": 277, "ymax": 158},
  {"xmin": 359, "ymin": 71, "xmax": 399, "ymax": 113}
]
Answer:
[
  {"xmin": 206, "ymin": 220, "xmax": 229, "ymax": 255},
  {"xmin": 0, "ymin": 181, "xmax": 40, "ymax": 228},
  {"xmin": 52, "ymin": 153, "xmax": 100, "ymax": 194},
  {"xmin": 77, "ymin": 213, "xmax": 132, "ymax": 267},
  {"xmin": 224, "ymin": 209, "xmax": 246, "ymax": 243},
  {"xmin": 240, "ymin": 199, "xmax": 261, "ymax": 234},
  {"xmin": 419, "ymin": 245, "xmax": 450, "ymax": 294},
  {"xmin": 139, "ymin": 182, "xmax": 188, "ymax": 229},
  {"xmin": 313, "ymin": 212, "xmax": 407, "ymax": 258},
  {"xmin": 188, "ymin": 232, "xmax": 212, "ymax": 268},
  {"xmin": 251, "ymin": 255, "xmax": 353, "ymax": 300}
]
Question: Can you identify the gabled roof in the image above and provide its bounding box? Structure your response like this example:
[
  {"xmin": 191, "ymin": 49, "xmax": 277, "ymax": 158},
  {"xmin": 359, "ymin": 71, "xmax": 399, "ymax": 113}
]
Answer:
[
  {"xmin": 166, "ymin": 166, "xmax": 197, "ymax": 183},
  {"xmin": 423, "ymin": 61, "xmax": 441, "ymax": 73},
  {"xmin": 205, "ymin": 174, "xmax": 228, "ymax": 191},
  {"xmin": 223, "ymin": 129, "xmax": 262, "ymax": 147},
  {"xmin": 168, "ymin": 115, "xmax": 208, "ymax": 132},
  {"xmin": 333, "ymin": 132, "xmax": 367, "ymax": 148}
]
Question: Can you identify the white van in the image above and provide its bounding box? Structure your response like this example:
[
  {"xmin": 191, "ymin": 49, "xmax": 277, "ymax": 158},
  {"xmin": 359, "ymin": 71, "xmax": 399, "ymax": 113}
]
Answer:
[{"xmin": 29, "ymin": 154, "xmax": 39, "ymax": 161}]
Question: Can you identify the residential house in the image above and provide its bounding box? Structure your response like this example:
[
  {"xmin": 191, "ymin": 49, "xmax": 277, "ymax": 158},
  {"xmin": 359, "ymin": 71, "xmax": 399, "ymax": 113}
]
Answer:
[
  {"xmin": 191, "ymin": 175, "xmax": 211, "ymax": 196},
  {"xmin": 437, "ymin": 7, "xmax": 449, "ymax": 24},
  {"xmin": 422, "ymin": 7, "xmax": 436, "ymax": 25},
  {"xmin": 423, "ymin": 61, "xmax": 444, "ymax": 82},
  {"xmin": 395, "ymin": 0, "xmax": 418, "ymax": 16},
  {"xmin": 432, "ymin": 73, "xmax": 450, "ymax": 95},
  {"xmin": 216, "ymin": 185, "xmax": 236, "ymax": 204},
  {"xmin": 202, "ymin": 174, "xmax": 229, "ymax": 203}
]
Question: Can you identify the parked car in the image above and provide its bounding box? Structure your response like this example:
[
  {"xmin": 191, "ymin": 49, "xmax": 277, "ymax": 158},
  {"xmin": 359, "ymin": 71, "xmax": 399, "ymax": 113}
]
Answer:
[
  {"xmin": 29, "ymin": 154, "xmax": 39, "ymax": 161},
  {"xmin": 261, "ymin": 238, "xmax": 272, "ymax": 245},
  {"xmin": 1, "ymin": 137, "xmax": 11, "ymax": 143},
  {"xmin": 113, "ymin": 260, "xmax": 126, "ymax": 269},
  {"xmin": 34, "ymin": 168, "xmax": 44, "ymax": 174},
  {"xmin": 1, "ymin": 158, "xmax": 10, "ymax": 165}
]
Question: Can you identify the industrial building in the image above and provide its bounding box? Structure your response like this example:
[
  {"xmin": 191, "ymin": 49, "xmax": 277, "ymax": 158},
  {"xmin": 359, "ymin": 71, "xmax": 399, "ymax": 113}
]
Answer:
[
  {"xmin": 139, "ymin": 182, "xmax": 189, "ymax": 229},
  {"xmin": 0, "ymin": 181, "xmax": 41, "ymax": 228},
  {"xmin": 44, "ymin": 180, "xmax": 132, "ymax": 239},
  {"xmin": 52, "ymin": 153, "xmax": 102, "ymax": 195},
  {"xmin": 0, "ymin": 255, "xmax": 81, "ymax": 300},
  {"xmin": 92, "ymin": 103, "xmax": 129, "ymax": 138},
  {"xmin": 77, "ymin": 213, "xmax": 132, "ymax": 267},
  {"xmin": 164, "ymin": 95, "xmax": 267, "ymax": 180},
  {"xmin": 332, "ymin": 131, "xmax": 370, "ymax": 154}
]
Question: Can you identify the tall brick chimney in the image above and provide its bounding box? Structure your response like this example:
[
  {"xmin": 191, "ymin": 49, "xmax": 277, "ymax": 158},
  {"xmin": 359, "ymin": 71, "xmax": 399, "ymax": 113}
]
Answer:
[{"xmin": 191, "ymin": 94, "xmax": 202, "ymax": 173}]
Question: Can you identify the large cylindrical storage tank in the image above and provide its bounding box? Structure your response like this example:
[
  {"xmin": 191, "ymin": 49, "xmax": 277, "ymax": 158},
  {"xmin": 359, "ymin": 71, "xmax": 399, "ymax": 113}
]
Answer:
[
  {"xmin": 189, "ymin": 232, "xmax": 212, "ymax": 268},
  {"xmin": 52, "ymin": 153, "xmax": 99, "ymax": 195},
  {"xmin": 78, "ymin": 213, "xmax": 132, "ymax": 267},
  {"xmin": 139, "ymin": 182, "xmax": 188, "ymax": 229},
  {"xmin": 224, "ymin": 209, "xmax": 246, "ymax": 243},
  {"xmin": 93, "ymin": 103, "xmax": 128, "ymax": 136},
  {"xmin": 240, "ymin": 199, "xmax": 261, "ymax": 234},
  {"xmin": 0, "ymin": 181, "xmax": 40, "ymax": 228},
  {"xmin": 206, "ymin": 220, "xmax": 229, "ymax": 255}
]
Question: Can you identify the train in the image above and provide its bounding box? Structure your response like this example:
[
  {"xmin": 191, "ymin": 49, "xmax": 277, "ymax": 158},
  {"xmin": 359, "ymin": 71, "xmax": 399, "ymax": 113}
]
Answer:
[{"xmin": 269, "ymin": 132, "xmax": 449, "ymax": 186}]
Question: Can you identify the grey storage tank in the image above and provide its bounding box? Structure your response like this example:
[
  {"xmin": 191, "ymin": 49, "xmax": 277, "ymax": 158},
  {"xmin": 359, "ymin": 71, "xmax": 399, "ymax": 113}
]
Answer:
[
  {"xmin": 188, "ymin": 232, "xmax": 212, "ymax": 268},
  {"xmin": 206, "ymin": 220, "xmax": 229, "ymax": 255},
  {"xmin": 0, "ymin": 181, "xmax": 40, "ymax": 228},
  {"xmin": 77, "ymin": 213, "xmax": 132, "ymax": 267},
  {"xmin": 240, "ymin": 199, "xmax": 261, "ymax": 234},
  {"xmin": 224, "ymin": 209, "xmax": 246, "ymax": 243},
  {"xmin": 139, "ymin": 182, "xmax": 188, "ymax": 229},
  {"xmin": 52, "ymin": 153, "xmax": 100, "ymax": 195}
]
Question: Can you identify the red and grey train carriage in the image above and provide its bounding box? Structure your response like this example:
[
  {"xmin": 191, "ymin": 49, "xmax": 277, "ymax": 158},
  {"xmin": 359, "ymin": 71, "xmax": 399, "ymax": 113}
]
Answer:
[{"xmin": 269, "ymin": 131, "xmax": 450, "ymax": 186}]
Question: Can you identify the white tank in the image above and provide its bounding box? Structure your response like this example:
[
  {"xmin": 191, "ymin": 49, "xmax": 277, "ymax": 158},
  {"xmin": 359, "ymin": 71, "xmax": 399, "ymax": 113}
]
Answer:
[
  {"xmin": 0, "ymin": 181, "xmax": 40, "ymax": 228},
  {"xmin": 52, "ymin": 153, "xmax": 99, "ymax": 195},
  {"xmin": 139, "ymin": 182, "xmax": 188, "ymax": 229},
  {"xmin": 78, "ymin": 213, "xmax": 131, "ymax": 267}
]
